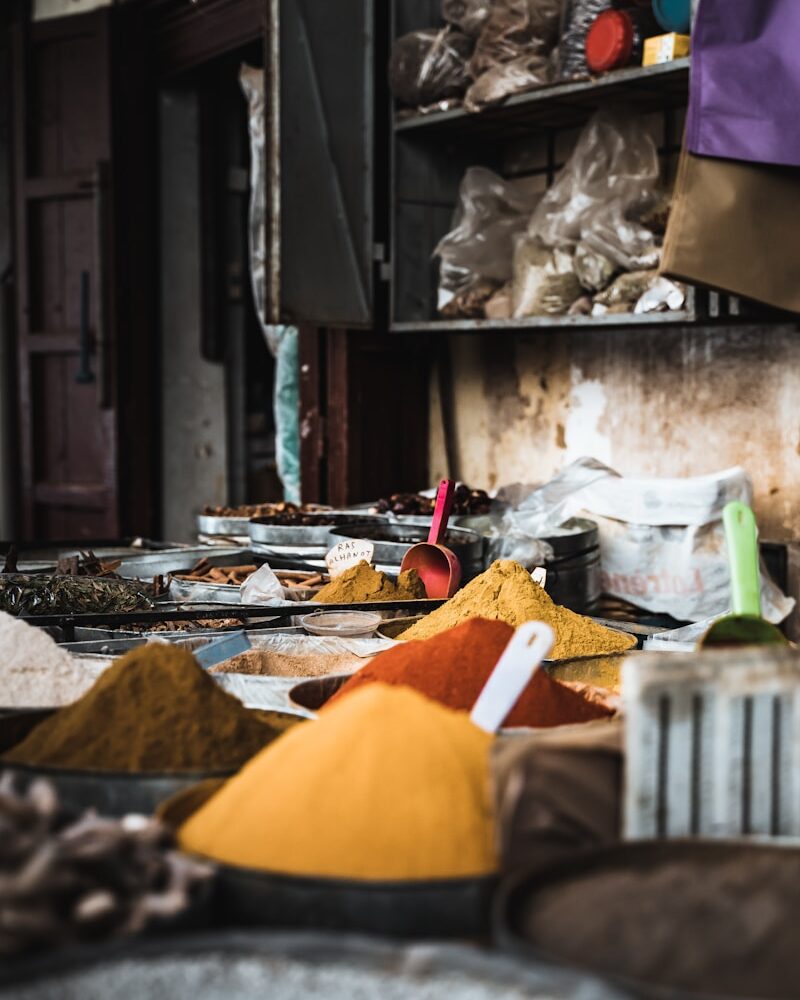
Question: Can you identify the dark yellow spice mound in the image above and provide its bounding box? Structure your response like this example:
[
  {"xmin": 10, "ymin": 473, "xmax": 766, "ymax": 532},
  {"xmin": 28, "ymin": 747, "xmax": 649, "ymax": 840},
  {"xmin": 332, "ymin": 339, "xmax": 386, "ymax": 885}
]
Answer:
[
  {"xmin": 316, "ymin": 561, "xmax": 427, "ymax": 603},
  {"xmin": 4, "ymin": 644, "xmax": 282, "ymax": 773},
  {"xmin": 402, "ymin": 560, "xmax": 636, "ymax": 660}
]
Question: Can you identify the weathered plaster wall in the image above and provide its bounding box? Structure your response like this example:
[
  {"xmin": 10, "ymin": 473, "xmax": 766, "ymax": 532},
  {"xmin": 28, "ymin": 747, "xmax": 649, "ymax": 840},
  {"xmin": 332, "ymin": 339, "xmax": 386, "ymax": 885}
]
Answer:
[{"xmin": 430, "ymin": 325, "xmax": 800, "ymax": 539}]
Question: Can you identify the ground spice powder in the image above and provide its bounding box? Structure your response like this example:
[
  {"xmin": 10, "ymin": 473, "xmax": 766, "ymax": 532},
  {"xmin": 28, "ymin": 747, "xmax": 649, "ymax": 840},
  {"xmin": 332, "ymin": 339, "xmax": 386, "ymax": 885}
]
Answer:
[
  {"xmin": 4, "ymin": 644, "xmax": 284, "ymax": 773},
  {"xmin": 179, "ymin": 683, "xmax": 497, "ymax": 880},
  {"xmin": 401, "ymin": 560, "xmax": 636, "ymax": 659},
  {"xmin": 315, "ymin": 561, "xmax": 427, "ymax": 603},
  {"xmin": 329, "ymin": 618, "xmax": 613, "ymax": 728}
]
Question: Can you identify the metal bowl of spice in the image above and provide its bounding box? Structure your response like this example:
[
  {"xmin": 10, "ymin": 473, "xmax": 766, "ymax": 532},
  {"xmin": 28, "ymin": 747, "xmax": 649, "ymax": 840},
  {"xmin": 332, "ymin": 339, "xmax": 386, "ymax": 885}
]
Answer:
[{"xmin": 248, "ymin": 514, "xmax": 388, "ymax": 557}]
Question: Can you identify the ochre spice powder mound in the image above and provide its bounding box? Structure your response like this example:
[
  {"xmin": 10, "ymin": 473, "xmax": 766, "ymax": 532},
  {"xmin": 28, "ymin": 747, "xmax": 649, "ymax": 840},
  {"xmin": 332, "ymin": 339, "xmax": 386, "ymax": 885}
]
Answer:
[
  {"xmin": 315, "ymin": 561, "xmax": 426, "ymax": 603},
  {"xmin": 328, "ymin": 618, "xmax": 613, "ymax": 728},
  {"xmin": 179, "ymin": 683, "xmax": 497, "ymax": 880},
  {"xmin": 401, "ymin": 560, "xmax": 636, "ymax": 659},
  {"xmin": 4, "ymin": 644, "xmax": 282, "ymax": 773}
]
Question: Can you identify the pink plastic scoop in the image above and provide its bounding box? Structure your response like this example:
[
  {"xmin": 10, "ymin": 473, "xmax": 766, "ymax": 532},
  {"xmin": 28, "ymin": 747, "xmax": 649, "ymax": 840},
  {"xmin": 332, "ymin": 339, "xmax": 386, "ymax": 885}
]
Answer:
[{"xmin": 400, "ymin": 479, "xmax": 462, "ymax": 599}]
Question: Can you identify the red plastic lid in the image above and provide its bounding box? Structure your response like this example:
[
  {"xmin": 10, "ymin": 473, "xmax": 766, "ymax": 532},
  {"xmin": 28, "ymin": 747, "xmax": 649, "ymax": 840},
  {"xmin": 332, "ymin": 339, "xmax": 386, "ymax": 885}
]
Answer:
[{"xmin": 585, "ymin": 10, "xmax": 635, "ymax": 73}]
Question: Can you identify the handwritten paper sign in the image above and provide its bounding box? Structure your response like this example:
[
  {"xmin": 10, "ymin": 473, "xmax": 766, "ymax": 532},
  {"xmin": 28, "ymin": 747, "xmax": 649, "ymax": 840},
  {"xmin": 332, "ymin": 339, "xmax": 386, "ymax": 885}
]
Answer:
[
  {"xmin": 531, "ymin": 567, "xmax": 547, "ymax": 588},
  {"xmin": 325, "ymin": 539, "xmax": 375, "ymax": 578}
]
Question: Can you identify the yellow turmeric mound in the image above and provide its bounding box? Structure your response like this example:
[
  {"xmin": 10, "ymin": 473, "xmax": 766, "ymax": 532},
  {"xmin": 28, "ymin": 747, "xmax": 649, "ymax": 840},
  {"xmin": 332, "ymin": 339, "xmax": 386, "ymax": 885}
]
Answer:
[
  {"xmin": 316, "ymin": 560, "xmax": 427, "ymax": 603},
  {"xmin": 401, "ymin": 560, "xmax": 636, "ymax": 660},
  {"xmin": 179, "ymin": 683, "xmax": 497, "ymax": 880}
]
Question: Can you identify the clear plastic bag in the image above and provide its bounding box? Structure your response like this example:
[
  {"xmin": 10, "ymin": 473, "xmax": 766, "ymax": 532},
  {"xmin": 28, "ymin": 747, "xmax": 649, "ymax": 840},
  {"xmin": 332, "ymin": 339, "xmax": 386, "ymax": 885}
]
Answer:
[
  {"xmin": 435, "ymin": 167, "xmax": 541, "ymax": 315},
  {"xmin": 389, "ymin": 27, "xmax": 473, "ymax": 109},
  {"xmin": 528, "ymin": 109, "xmax": 661, "ymax": 267}
]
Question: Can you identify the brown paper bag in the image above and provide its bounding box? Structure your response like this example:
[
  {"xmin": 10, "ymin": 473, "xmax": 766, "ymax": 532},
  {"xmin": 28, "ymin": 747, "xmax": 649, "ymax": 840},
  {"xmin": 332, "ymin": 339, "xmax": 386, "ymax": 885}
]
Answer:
[{"xmin": 662, "ymin": 147, "xmax": 800, "ymax": 314}]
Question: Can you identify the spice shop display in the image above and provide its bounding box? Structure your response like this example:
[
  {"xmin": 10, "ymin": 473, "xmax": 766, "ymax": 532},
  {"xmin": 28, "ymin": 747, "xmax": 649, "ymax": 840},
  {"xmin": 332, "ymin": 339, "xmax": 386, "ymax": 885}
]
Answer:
[
  {"xmin": 3, "ymin": 645, "xmax": 289, "ymax": 773},
  {"xmin": 329, "ymin": 619, "xmax": 614, "ymax": 728},
  {"xmin": 400, "ymin": 560, "xmax": 636, "ymax": 658},
  {"xmin": 179, "ymin": 684, "xmax": 497, "ymax": 880},
  {"xmin": 0, "ymin": 774, "xmax": 211, "ymax": 957}
]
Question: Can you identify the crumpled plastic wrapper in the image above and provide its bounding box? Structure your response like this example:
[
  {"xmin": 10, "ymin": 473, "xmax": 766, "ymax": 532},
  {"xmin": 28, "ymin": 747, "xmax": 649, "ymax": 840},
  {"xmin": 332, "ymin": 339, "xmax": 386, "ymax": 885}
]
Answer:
[
  {"xmin": 0, "ymin": 774, "xmax": 212, "ymax": 957},
  {"xmin": 512, "ymin": 236, "xmax": 582, "ymax": 316},
  {"xmin": 436, "ymin": 167, "xmax": 541, "ymax": 316},
  {"xmin": 389, "ymin": 27, "xmax": 473, "ymax": 108},
  {"xmin": 634, "ymin": 276, "xmax": 686, "ymax": 314}
]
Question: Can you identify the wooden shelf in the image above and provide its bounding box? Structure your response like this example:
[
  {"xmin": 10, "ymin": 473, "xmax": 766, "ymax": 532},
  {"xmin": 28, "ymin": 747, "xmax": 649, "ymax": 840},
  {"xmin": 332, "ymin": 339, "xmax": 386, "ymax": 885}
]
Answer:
[
  {"xmin": 390, "ymin": 310, "xmax": 696, "ymax": 334},
  {"xmin": 394, "ymin": 59, "xmax": 690, "ymax": 141}
]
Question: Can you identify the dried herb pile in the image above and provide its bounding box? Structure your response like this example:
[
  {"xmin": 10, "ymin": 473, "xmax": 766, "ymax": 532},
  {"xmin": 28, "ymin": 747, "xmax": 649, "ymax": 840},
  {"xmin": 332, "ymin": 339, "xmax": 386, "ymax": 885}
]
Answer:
[{"xmin": 0, "ymin": 773, "xmax": 210, "ymax": 956}]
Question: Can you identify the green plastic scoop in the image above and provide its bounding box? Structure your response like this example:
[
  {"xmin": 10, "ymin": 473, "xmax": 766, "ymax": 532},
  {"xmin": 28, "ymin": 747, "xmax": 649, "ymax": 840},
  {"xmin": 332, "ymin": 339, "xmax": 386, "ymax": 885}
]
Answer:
[{"xmin": 700, "ymin": 501, "xmax": 788, "ymax": 648}]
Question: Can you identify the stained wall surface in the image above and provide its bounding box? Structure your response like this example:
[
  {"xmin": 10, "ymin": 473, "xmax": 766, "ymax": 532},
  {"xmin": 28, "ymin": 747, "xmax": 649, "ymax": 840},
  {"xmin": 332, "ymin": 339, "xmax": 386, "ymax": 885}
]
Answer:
[{"xmin": 430, "ymin": 325, "xmax": 800, "ymax": 540}]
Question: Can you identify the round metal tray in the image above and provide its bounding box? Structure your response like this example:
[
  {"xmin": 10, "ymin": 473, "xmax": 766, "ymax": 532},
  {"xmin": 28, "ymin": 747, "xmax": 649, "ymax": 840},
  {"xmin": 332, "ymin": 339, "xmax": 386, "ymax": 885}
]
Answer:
[{"xmin": 328, "ymin": 522, "xmax": 484, "ymax": 568}]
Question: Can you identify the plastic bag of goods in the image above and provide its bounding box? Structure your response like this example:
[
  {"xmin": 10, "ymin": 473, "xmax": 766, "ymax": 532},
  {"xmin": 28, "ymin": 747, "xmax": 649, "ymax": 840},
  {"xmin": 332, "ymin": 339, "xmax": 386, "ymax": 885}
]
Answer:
[
  {"xmin": 511, "ymin": 235, "xmax": 582, "ymax": 316},
  {"xmin": 465, "ymin": 50, "xmax": 555, "ymax": 111},
  {"xmin": 435, "ymin": 167, "xmax": 541, "ymax": 317},
  {"xmin": 464, "ymin": 0, "xmax": 561, "ymax": 109},
  {"xmin": 497, "ymin": 457, "xmax": 794, "ymax": 624},
  {"xmin": 528, "ymin": 109, "xmax": 662, "ymax": 271},
  {"xmin": 389, "ymin": 27, "xmax": 473, "ymax": 109}
]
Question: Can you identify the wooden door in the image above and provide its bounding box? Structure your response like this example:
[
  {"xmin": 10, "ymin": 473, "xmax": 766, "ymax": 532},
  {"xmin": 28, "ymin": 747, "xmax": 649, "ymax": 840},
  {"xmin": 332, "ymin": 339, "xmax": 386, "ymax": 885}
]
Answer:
[{"xmin": 11, "ymin": 8, "xmax": 155, "ymax": 540}]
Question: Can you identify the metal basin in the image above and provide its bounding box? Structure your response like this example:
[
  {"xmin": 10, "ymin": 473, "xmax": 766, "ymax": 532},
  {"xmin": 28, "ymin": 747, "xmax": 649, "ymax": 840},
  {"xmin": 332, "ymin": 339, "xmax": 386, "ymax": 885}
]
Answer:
[
  {"xmin": 0, "ymin": 708, "xmax": 301, "ymax": 817},
  {"xmin": 115, "ymin": 547, "xmax": 248, "ymax": 581},
  {"xmin": 329, "ymin": 523, "xmax": 484, "ymax": 569},
  {"xmin": 248, "ymin": 515, "xmax": 387, "ymax": 555}
]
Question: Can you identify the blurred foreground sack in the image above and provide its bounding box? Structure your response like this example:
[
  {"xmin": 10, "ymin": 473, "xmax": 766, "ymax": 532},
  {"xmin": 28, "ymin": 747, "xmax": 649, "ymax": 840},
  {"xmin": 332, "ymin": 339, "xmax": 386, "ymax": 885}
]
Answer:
[{"xmin": 492, "ymin": 720, "xmax": 622, "ymax": 872}]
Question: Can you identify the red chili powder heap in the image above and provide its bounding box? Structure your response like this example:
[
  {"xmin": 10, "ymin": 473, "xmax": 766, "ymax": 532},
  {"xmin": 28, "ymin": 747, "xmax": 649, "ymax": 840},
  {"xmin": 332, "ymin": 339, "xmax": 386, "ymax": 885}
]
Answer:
[{"xmin": 327, "ymin": 618, "xmax": 613, "ymax": 728}]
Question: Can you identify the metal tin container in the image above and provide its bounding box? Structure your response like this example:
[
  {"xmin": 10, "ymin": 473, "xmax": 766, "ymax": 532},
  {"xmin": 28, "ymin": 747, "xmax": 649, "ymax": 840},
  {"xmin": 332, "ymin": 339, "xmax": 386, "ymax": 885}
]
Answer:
[
  {"xmin": 541, "ymin": 518, "xmax": 602, "ymax": 613},
  {"xmin": 196, "ymin": 514, "xmax": 253, "ymax": 537},
  {"xmin": 115, "ymin": 547, "xmax": 248, "ymax": 581},
  {"xmin": 248, "ymin": 514, "xmax": 387, "ymax": 557},
  {"xmin": 328, "ymin": 523, "xmax": 485, "ymax": 571}
]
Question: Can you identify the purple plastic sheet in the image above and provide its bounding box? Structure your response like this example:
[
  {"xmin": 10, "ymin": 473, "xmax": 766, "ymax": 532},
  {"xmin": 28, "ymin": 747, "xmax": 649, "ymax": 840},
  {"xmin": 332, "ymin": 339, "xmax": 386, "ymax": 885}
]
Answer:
[{"xmin": 687, "ymin": 0, "xmax": 800, "ymax": 167}]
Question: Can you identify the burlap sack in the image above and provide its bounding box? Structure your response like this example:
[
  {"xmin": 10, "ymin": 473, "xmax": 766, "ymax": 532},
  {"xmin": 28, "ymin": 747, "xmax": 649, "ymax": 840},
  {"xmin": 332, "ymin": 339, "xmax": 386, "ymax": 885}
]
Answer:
[{"xmin": 661, "ymin": 146, "xmax": 800, "ymax": 314}]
